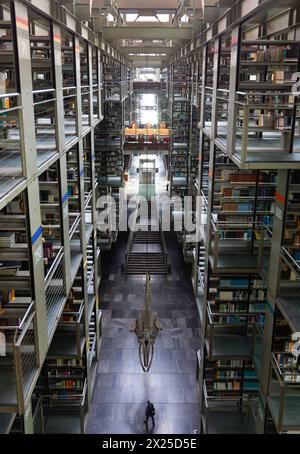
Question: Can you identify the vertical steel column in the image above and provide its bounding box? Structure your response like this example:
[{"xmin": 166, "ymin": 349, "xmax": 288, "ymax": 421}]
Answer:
[
  {"xmin": 193, "ymin": 51, "xmax": 204, "ymax": 296},
  {"xmin": 13, "ymin": 0, "xmax": 48, "ymax": 364},
  {"xmin": 97, "ymin": 48, "xmax": 102, "ymax": 120},
  {"xmin": 52, "ymin": 22, "xmax": 71, "ymax": 292},
  {"xmin": 198, "ymin": 38, "xmax": 220, "ymax": 431},
  {"xmin": 195, "ymin": 44, "xmax": 207, "ymax": 305},
  {"xmin": 88, "ymin": 43, "xmax": 93, "ymax": 128},
  {"xmin": 256, "ymin": 170, "xmax": 289, "ymax": 432},
  {"xmin": 198, "ymin": 46, "xmax": 207, "ymax": 190},
  {"xmin": 227, "ymin": 26, "xmax": 240, "ymax": 158},
  {"xmin": 188, "ymin": 59, "xmax": 194, "ymax": 191},
  {"xmin": 87, "ymin": 42, "xmax": 100, "ymax": 402},
  {"xmin": 74, "ymin": 35, "xmax": 89, "ymax": 362},
  {"xmin": 23, "ymin": 401, "xmax": 33, "ymax": 434}
]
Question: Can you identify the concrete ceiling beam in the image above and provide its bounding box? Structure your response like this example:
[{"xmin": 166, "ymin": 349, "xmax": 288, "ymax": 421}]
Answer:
[
  {"xmin": 118, "ymin": 46, "xmax": 175, "ymax": 55},
  {"xmin": 101, "ymin": 26, "xmax": 193, "ymax": 40}
]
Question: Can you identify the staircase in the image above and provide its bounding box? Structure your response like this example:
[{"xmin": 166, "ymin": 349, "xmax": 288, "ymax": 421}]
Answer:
[
  {"xmin": 122, "ymin": 202, "xmax": 170, "ymax": 275},
  {"xmin": 132, "ymin": 231, "xmax": 160, "ymax": 244}
]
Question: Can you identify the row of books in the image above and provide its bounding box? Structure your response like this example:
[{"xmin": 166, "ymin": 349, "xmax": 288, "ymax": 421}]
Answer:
[
  {"xmin": 283, "ymin": 373, "xmax": 300, "ymax": 383},
  {"xmin": 47, "ymin": 358, "xmax": 83, "ymax": 367},
  {"xmin": 241, "ymin": 47, "xmax": 297, "ymax": 63},
  {"xmin": 214, "ymin": 314, "xmax": 263, "ymax": 323},
  {"xmin": 276, "ymin": 353, "xmax": 298, "ymax": 368},
  {"xmin": 49, "ymin": 380, "xmax": 83, "ymax": 389},
  {"xmin": 214, "ymin": 369, "xmax": 257, "ymax": 379},
  {"xmin": 255, "ymin": 112, "xmax": 293, "ymax": 129},
  {"xmin": 211, "ymin": 381, "xmax": 242, "ymax": 391},
  {"xmin": 0, "ymin": 232, "xmax": 15, "ymax": 248},
  {"xmin": 47, "ymin": 370, "xmax": 84, "ymax": 378},
  {"xmin": 221, "ymin": 187, "xmax": 275, "ymax": 197},
  {"xmin": 228, "ymin": 171, "xmax": 276, "ymax": 184},
  {"xmin": 212, "ymin": 302, "xmax": 266, "ymax": 312},
  {"xmin": 213, "ymin": 277, "xmax": 266, "ymax": 289},
  {"xmin": 215, "ymin": 290, "xmax": 249, "ymax": 300},
  {"xmin": 40, "ymin": 190, "xmax": 58, "ymax": 203}
]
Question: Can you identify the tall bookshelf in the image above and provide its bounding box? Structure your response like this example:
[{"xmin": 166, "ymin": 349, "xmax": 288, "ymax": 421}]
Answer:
[
  {"xmin": 168, "ymin": 0, "xmax": 300, "ymax": 434},
  {"xmin": 169, "ymin": 61, "xmax": 191, "ymax": 198},
  {"xmin": 94, "ymin": 54, "xmax": 129, "ymax": 250},
  {"xmin": 0, "ymin": 0, "xmax": 124, "ymax": 434}
]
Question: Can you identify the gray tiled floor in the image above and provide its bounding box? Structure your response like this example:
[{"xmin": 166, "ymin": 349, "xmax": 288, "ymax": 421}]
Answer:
[{"xmin": 86, "ymin": 232, "xmax": 201, "ymax": 434}]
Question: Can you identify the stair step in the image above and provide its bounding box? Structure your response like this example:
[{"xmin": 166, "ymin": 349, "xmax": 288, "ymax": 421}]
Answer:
[
  {"xmin": 132, "ymin": 240, "xmax": 161, "ymax": 243},
  {"xmin": 129, "ymin": 258, "xmax": 164, "ymax": 260},
  {"xmin": 133, "ymin": 238, "xmax": 160, "ymax": 240},
  {"xmin": 124, "ymin": 269, "xmax": 168, "ymax": 273},
  {"xmin": 129, "ymin": 254, "xmax": 164, "ymax": 257}
]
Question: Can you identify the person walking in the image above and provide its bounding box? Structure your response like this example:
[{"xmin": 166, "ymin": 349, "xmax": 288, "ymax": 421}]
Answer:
[{"xmin": 144, "ymin": 400, "xmax": 155, "ymax": 427}]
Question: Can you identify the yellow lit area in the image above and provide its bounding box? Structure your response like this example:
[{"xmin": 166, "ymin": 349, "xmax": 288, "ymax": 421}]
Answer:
[{"xmin": 125, "ymin": 122, "xmax": 170, "ymax": 140}]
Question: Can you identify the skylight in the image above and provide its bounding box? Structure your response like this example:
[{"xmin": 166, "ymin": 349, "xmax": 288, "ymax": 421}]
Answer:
[{"xmin": 136, "ymin": 16, "xmax": 159, "ymax": 22}]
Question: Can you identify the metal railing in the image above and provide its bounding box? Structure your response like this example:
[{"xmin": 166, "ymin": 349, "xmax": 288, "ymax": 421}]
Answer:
[
  {"xmin": 210, "ymin": 215, "xmax": 259, "ymax": 268},
  {"xmin": 159, "ymin": 217, "xmax": 169, "ymax": 272},
  {"xmin": 232, "ymin": 91, "xmax": 298, "ymax": 166},
  {"xmin": 251, "ymin": 322, "xmax": 264, "ymax": 376},
  {"xmin": 32, "ymin": 379, "xmax": 88, "ymax": 434},
  {"xmin": 124, "ymin": 205, "xmax": 138, "ymax": 268},
  {"xmin": 267, "ymin": 353, "xmax": 300, "ymax": 432},
  {"xmin": 45, "ymin": 251, "xmax": 66, "ymax": 343},
  {"xmin": 0, "ymin": 300, "xmax": 39, "ymax": 413},
  {"xmin": 255, "ymin": 222, "xmax": 300, "ymax": 282},
  {"xmin": 0, "ymin": 93, "xmax": 23, "ymax": 196}
]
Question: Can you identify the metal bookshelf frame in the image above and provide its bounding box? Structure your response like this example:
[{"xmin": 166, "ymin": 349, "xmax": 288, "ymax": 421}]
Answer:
[
  {"xmin": 0, "ymin": 0, "xmax": 128, "ymax": 434},
  {"xmin": 168, "ymin": 0, "xmax": 300, "ymax": 434}
]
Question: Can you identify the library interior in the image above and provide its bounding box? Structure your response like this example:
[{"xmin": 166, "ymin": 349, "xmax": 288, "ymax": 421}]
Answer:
[{"xmin": 0, "ymin": 0, "xmax": 300, "ymax": 435}]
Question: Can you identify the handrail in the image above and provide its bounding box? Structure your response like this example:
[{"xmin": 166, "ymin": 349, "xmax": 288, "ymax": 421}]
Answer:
[
  {"xmin": 0, "ymin": 92, "xmax": 20, "ymax": 99},
  {"xmin": 87, "ymin": 265, "xmax": 95, "ymax": 290},
  {"xmin": 281, "ymin": 246, "xmax": 300, "ymax": 277},
  {"xmin": 32, "ymin": 88, "xmax": 55, "ymax": 95},
  {"xmin": 61, "ymin": 299, "xmax": 84, "ymax": 325},
  {"xmin": 208, "ymin": 302, "xmax": 265, "ymax": 318},
  {"xmin": 63, "ymin": 93, "xmax": 77, "ymax": 100},
  {"xmin": 84, "ymin": 189, "xmax": 93, "ymax": 208},
  {"xmin": 202, "ymin": 380, "xmax": 209, "ymax": 408},
  {"xmin": 33, "ymin": 98, "xmax": 57, "ymax": 107},
  {"xmin": 12, "ymin": 303, "xmax": 38, "ymax": 413},
  {"xmin": 124, "ymin": 205, "xmax": 138, "ymax": 268},
  {"xmin": 69, "ymin": 213, "xmax": 81, "ymax": 239},
  {"xmin": 0, "ymin": 106, "xmax": 22, "ymax": 115},
  {"xmin": 14, "ymin": 310, "xmax": 36, "ymax": 347},
  {"xmin": 211, "ymin": 215, "xmax": 261, "ymax": 230},
  {"xmin": 256, "ymin": 224, "xmax": 300, "ymax": 277},
  {"xmin": 159, "ymin": 218, "xmax": 168, "ymax": 270},
  {"xmin": 271, "ymin": 354, "xmax": 285, "ymax": 387},
  {"xmin": 206, "ymin": 302, "xmax": 214, "ymax": 325},
  {"xmin": 0, "ymin": 300, "xmax": 36, "ymax": 332},
  {"xmin": 217, "ymin": 88, "xmax": 230, "ymax": 93},
  {"xmin": 45, "ymin": 247, "xmax": 64, "ymax": 287},
  {"xmin": 200, "ymin": 190, "xmax": 208, "ymax": 210},
  {"xmin": 62, "ymin": 86, "xmax": 77, "ymax": 91}
]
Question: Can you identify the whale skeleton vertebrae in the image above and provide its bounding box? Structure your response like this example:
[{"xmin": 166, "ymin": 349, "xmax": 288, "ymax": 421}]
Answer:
[{"xmin": 130, "ymin": 273, "xmax": 162, "ymax": 372}]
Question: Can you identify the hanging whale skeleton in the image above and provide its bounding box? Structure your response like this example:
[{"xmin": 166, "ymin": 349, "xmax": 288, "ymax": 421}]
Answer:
[{"xmin": 130, "ymin": 273, "xmax": 162, "ymax": 372}]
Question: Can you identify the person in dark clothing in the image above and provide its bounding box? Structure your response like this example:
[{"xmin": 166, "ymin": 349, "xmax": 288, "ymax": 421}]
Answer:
[{"xmin": 144, "ymin": 400, "xmax": 155, "ymax": 427}]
